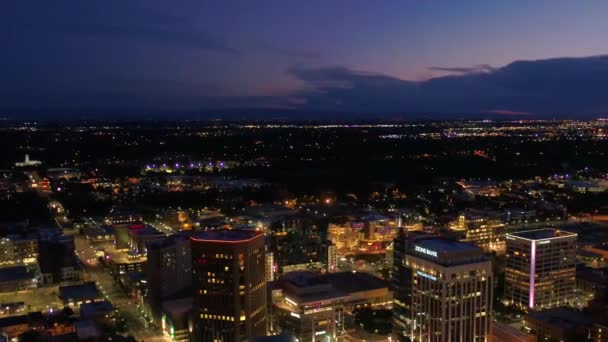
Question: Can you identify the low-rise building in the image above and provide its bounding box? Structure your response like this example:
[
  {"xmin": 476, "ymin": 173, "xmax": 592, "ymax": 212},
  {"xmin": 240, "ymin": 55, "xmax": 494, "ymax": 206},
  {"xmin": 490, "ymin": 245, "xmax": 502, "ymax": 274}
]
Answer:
[
  {"xmin": 58, "ymin": 282, "xmax": 102, "ymax": 307},
  {"xmin": 272, "ymin": 271, "xmax": 391, "ymax": 341},
  {"xmin": 160, "ymin": 297, "xmax": 192, "ymax": 342},
  {"xmin": 0, "ymin": 266, "xmax": 37, "ymax": 292},
  {"xmin": 524, "ymin": 307, "xmax": 594, "ymax": 342},
  {"xmin": 490, "ymin": 321, "xmax": 536, "ymax": 342}
]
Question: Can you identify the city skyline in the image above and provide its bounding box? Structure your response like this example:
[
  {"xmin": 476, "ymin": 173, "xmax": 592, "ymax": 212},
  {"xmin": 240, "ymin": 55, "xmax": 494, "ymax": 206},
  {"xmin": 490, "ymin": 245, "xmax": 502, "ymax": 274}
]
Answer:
[{"xmin": 2, "ymin": 2, "xmax": 608, "ymax": 341}]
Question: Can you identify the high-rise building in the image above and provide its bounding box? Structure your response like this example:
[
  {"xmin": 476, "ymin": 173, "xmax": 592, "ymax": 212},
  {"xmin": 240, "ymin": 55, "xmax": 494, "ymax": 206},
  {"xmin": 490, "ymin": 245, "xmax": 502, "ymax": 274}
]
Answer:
[
  {"xmin": 398, "ymin": 234, "xmax": 493, "ymax": 342},
  {"xmin": 191, "ymin": 229, "xmax": 267, "ymax": 342},
  {"xmin": 504, "ymin": 228, "xmax": 577, "ymax": 311},
  {"xmin": 265, "ymin": 251, "xmax": 276, "ymax": 282},
  {"xmin": 327, "ymin": 242, "xmax": 338, "ymax": 273},
  {"xmin": 450, "ymin": 209, "xmax": 505, "ymax": 253},
  {"xmin": 145, "ymin": 233, "xmax": 192, "ymax": 307},
  {"xmin": 391, "ymin": 228, "xmax": 412, "ymax": 342}
]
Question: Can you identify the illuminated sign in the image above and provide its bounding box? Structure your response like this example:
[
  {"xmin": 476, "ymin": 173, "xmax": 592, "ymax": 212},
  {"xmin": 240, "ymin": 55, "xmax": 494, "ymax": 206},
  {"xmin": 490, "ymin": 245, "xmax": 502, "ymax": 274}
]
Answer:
[
  {"xmin": 414, "ymin": 246, "xmax": 438, "ymax": 257},
  {"xmin": 416, "ymin": 270, "xmax": 437, "ymax": 281},
  {"xmin": 537, "ymin": 240, "xmax": 550, "ymax": 245},
  {"xmin": 290, "ymin": 312, "xmax": 301, "ymax": 319}
]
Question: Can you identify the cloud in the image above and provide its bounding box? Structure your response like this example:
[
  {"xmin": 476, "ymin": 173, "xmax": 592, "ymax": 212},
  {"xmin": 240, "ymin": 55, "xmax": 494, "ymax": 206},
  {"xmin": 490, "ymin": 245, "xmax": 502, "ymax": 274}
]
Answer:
[
  {"xmin": 486, "ymin": 109, "xmax": 532, "ymax": 116},
  {"xmin": 17, "ymin": 2, "xmax": 239, "ymax": 55},
  {"xmin": 285, "ymin": 55, "xmax": 608, "ymax": 116},
  {"xmin": 257, "ymin": 42, "xmax": 320, "ymax": 59},
  {"xmin": 48, "ymin": 22, "xmax": 239, "ymax": 55},
  {"xmin": 428, "ymin": 64, "xmax": 496, "ymax": 74}
]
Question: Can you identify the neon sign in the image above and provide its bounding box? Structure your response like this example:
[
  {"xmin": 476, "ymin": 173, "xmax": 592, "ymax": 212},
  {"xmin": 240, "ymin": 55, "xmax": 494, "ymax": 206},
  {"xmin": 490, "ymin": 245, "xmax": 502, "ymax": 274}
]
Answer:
[
  {"xmin": 415, "ymin": 246, "xmax": 438, "ymax": 257},
  {"xmin": 416, "ymin": 271, "xmax": 437, "ymax": 281}
]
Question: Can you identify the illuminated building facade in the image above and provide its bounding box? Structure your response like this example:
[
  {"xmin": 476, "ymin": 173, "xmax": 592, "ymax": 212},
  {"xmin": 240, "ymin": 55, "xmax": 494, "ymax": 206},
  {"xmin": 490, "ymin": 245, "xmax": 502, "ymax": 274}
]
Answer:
[
  {"xmin": 265, "ymin": 251, "xmax": 276, "ymax": 282},
  {"xmin": 0, "ymin": 235, "xmax": 38, "ymax": 266},
  {"xmin": 405, "ymin": 236, "xmax": 493, "ymax": 342},
  {"xmin": 327, "ymin": 224, "xmax": 360, "ymax": 251},
  {"xmin": 504, "ymin": 229, "xmax": 577, "ymax": 311},
  {"xmin": 191, "ymin": 230, "xmax": 267, "ymax": 342},
  {"xmin": 273, "ymin": 271, "xmax": 389, "ymax": 341},
  {"xmin": 450, "ymin": 209, "xmax": 505, "ymax": 253},
  {"xmin": 272, "ymin": 273, "xmax": 345, "ymax": 342},
  {"xmin": 327, "ymin": 243, "xmax": 338, "ymax": 272}
]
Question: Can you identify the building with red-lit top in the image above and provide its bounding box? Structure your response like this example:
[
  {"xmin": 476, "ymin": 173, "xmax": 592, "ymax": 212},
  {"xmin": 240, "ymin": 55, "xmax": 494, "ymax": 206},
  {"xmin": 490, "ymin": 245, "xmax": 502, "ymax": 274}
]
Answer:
[{"xmin": 191, "ymin": 229, "xmax": 267, "ymax": 342}]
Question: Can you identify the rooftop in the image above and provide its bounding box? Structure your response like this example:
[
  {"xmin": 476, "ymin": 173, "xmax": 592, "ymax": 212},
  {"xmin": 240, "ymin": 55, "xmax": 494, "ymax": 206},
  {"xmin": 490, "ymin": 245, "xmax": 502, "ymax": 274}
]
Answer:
[
  {"xmin": 414, "ymin": 237, "xmax": 480, "ymax": 253},
  {"xmin": 161, "ymin": 297, "xmax": 193, "ymax": 317},
  {"xmin": 526, "ymin": 307, "xmax": 594, "ymax": 328},
  {"xmin": 319, "ymin": 271, "xmax": 389, "ymax": 294},
  {"xmin": 80, "ymin": 300, "xmax": 114, "ymax": 317},
  {"xmin": 128, "ymin": 225, "xmax": 164, "ymax": 237},
  {"xmin": 0, "ymin": 314, "xmax": 28, "ymax": 328},
  {"xmin": 58, "ymin": 282, "xmax": 101, "ymax": 301},
  {"xmin": 246, "ymin": 334, "xmax": 297, "ymax": 342},
  {"xmin": 508, "ymin": 228, "xmax": 577, "ymax": 241},
  {"xmin": 191, "ymin": 229, "xmax": 263, "ymax": 242},
  {"xmin": 0, "ymin": 266, "xmax": 35, "ymax": 283},
  {"xmin": 407, "ymin": 236, "xmax": 487, "ymax": 266}
]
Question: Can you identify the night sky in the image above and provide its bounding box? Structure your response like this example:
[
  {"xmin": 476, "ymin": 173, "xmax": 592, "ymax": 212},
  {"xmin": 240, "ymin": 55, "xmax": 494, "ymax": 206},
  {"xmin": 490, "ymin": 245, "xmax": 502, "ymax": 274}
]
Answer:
[{"xmin": 2, "ymin": 1, "xmax": 608, "ymax": 119}]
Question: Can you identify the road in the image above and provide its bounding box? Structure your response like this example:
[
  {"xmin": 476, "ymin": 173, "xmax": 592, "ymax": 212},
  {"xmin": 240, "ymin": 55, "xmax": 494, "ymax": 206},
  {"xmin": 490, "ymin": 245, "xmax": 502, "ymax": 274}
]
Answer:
[{"xmin": 74, "ymin": 230, "xmax": 164, "ymax": 341}]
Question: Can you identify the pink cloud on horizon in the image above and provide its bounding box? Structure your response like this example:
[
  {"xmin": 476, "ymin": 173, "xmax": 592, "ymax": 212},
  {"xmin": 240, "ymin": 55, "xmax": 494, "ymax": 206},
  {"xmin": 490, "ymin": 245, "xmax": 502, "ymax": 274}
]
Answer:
[{"xmin": 487, "ymin": 109, "xmax": 533, "ymax": 116}]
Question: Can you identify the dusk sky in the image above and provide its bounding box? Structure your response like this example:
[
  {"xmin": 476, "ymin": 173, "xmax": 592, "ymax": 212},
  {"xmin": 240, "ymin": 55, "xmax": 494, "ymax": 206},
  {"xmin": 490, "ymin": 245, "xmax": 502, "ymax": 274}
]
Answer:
[{"xmin": 2, "ymin": 1, "xmax": 608, "ymax": 118}]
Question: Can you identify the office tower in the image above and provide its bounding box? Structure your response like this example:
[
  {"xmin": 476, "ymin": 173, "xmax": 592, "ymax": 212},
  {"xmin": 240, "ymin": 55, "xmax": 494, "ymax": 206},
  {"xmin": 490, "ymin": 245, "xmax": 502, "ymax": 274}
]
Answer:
[
  {"xmin": 450, "ymin": 209, "xmax": 505, "ymax": 253},
  {"xmin": 391, "ymin": 227, "xmax": 412, "ymax": 341},
  {"xmin": 191, "ymin": 230, "xmax": 267, "ymax": 342},
  {"xmin": 145, "ymin": 233, "xmax": 192, "ymax": 306},
  {"xmin": 265, "ymin": 251, "xmax": 276, "ymax": 282},
  {"xmin": 504, "ymin": 228, "xmax": 577, "ymax": 311},
  {"xmin": 406, "ymin": 236, "xmax": 493, "ymax": 342},
  {"xmin": 327, "ymin": 242, "xmax": 338, "ymax": 272}
]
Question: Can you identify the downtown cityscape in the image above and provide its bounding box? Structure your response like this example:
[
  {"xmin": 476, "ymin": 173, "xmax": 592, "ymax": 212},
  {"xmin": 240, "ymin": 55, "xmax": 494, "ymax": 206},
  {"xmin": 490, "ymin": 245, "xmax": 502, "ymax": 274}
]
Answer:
[
  {"xmin": 0, "ymin": 120, "xmax": 608, "ymax": 341},
  {"xmin": 3, "ymin": 1, "xmax": 608, "ymax": 342}
]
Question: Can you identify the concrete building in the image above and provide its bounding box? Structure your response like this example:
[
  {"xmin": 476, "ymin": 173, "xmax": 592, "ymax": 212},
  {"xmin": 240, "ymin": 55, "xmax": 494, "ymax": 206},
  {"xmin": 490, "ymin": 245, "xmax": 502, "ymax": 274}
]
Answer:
[
  {"xmin": 191, "ymin": 229, "xmax": 267, "ymax": 342},
  {"xmin": 505, "ymin": 229, "xmax": 577, "ymax": 311}
]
